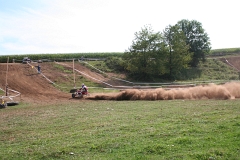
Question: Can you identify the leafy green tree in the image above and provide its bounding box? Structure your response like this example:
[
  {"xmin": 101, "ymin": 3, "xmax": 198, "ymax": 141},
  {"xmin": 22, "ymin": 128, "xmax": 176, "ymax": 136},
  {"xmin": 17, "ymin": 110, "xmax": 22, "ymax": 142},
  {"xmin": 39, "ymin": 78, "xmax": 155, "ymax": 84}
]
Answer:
[
  {"xmin": 105, "ymin": 57, "xmax": 125, "ymax": 72},
  {"xmin": 163, "ymin": 25, "xmax": 192, "ymax": 79},
  {"xmin": 123, "ymin": 25, "xmax": 166, "ymax": 80},
  {"xmin": 177, "ymin": 19, "xmax": 211, "ymax": 67}
]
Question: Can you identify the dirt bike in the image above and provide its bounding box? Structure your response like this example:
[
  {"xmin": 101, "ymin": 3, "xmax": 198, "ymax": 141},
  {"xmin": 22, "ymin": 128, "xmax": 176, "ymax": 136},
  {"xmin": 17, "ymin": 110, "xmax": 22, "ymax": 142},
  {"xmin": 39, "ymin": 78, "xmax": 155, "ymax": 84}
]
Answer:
[{"xmin": 72, "ymin": 89, "xmax": 89, "ymax": 98}]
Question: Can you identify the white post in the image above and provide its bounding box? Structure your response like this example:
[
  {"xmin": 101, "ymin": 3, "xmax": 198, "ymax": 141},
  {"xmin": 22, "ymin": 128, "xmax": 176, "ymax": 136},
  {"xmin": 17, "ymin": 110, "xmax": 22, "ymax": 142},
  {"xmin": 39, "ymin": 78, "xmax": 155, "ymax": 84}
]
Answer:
[
  {"xmin": 5, "ymin": 57, "xmax": 9, "ymax": 96},
  {"xmin": 73, "ymin": 59, "xmax": 76, "ymax": 89}
]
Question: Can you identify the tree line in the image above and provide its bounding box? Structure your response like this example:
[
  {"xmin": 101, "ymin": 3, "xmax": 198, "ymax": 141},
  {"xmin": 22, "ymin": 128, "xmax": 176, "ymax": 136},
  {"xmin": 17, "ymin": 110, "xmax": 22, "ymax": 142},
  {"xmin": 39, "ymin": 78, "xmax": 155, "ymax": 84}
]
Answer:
[{"xmin": 122, "ymin": 19, "xmax": 211, "ymax": 81}]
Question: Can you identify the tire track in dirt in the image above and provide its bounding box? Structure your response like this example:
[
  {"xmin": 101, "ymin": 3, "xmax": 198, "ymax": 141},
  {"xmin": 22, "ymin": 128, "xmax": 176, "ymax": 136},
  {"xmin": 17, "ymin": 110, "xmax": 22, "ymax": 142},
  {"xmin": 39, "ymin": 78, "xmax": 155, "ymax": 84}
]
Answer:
[
  {"xmin": 0, "ymin": 63, "xmax": 69, "ymax": 103},
  {"xmin": 0, "ymin": 62, "xmax": 127, "ymax": 104}
]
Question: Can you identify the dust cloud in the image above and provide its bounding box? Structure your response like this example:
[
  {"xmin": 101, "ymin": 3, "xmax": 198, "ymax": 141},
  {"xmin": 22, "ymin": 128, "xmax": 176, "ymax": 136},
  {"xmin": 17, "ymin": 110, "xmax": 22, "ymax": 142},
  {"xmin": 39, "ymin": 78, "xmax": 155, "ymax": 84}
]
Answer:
[{"xmin": 87, "ymin": 82, "xmax": 240, "ymax": 100}]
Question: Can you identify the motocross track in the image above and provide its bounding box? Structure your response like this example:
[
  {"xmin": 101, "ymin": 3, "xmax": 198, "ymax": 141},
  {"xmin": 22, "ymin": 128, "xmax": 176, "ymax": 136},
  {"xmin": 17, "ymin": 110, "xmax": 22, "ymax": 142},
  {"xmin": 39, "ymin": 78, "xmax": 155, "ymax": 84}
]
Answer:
[
  {"xmin": 0, "ymin": 63, "xmax": 69, "ymax": 104},
  {"xmin": 0, "ymin": 61, "xmax": 126, "ymax": 104},
  {"xmin": 1, "ymin": 56, "xmax": 240, "ymax": 104}
]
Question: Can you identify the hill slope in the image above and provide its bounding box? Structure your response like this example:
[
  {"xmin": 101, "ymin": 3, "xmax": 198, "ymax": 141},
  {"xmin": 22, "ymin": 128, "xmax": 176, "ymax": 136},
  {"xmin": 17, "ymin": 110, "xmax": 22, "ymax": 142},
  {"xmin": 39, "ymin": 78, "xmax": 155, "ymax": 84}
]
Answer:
[
  {"xmin": 0, "ymin": 63, "xmax": 70, "ymax": 103},
  {"xmin": 0, "ymin": 62, "xmax": 126, "ymax": 103}
]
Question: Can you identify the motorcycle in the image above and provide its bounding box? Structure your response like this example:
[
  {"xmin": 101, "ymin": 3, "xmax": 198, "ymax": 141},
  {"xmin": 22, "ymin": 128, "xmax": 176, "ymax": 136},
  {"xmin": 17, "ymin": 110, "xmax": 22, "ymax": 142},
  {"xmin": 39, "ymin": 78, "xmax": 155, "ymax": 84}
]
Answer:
[{"xmin": 72, "ymin": 88, "xmax": 88, "ymax": 98}]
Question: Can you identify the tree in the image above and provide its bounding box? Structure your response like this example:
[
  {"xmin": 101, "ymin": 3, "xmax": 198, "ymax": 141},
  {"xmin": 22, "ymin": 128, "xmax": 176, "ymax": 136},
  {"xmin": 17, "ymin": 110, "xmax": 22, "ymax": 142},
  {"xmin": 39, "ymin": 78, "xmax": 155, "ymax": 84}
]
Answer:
[
  {"xmin": 105, "ymin": 57, "xmax": 125, "ymax": 72},
  {"xmin": 177, "ymin": 19, "xmax": 211, "ymax": 67},
  {"xmin": 163, "ymin": 25, "xmax": 192, "ymax": 79},
  {"xmin": 123, "ymin": 25, "xmax": 166, "ymax": 80}
]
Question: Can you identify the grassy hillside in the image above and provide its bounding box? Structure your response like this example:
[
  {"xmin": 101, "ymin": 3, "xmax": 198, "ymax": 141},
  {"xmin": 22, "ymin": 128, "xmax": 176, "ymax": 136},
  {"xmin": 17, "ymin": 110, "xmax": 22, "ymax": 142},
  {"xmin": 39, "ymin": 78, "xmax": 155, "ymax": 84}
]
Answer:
[
  {"xmin": 49, "ymin": 58, "xmax": 240, "ymax": 89},
  {"xmin": 84, "ymin": 58, "xmax": 240, "ymax": 82},
  {"xmin": 194, "ymin": 58, "xmax": 239, "ymax": 81}
]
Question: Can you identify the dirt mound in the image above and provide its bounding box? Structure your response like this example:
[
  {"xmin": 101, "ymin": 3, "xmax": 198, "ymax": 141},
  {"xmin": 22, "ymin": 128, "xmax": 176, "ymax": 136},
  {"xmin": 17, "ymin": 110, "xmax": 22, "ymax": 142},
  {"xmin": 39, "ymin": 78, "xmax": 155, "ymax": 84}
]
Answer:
[
  {"xmin": 0, "ymin": 62, "xmax": 127, "ymax": 103},
  {"xmin": 0, "ymin": 63, "xmax": 69, "ymax": 103}
]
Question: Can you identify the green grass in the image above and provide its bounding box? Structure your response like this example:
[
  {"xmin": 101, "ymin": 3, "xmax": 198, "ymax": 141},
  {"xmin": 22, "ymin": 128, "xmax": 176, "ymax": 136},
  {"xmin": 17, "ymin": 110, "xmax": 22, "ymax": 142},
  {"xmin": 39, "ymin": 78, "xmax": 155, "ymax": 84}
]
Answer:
[
  {"xmin": 53, "ymin": 64, "xmax": 72, "ymax": 73},
  {"xmin": 197, "ymin": 59, "xmax": 239, "ymax": 80},
  {"xmin": 83, "ymin": 60, "xmax": 113, "ymax": 73},
  {"xmin": 0, "ymin": 89, "xmax": 4, "ymax": 95},
  {"xmin": 0, "ymin": 100, "xmax": 239, "ymax": 159},
  {"xmin": 180, "ymin": 58, "xmax": 239, "ymax": 81},
  {"xmin": 53, "ymin": 74, "xmax": 119, "ymax": 94},
  {"xmin": 209, "ymin": 48, "xmax": 240, "ymax": 56},
  {"xmin": 0, "ymin": 52, "xmax": 124, "ymax": 63},
  {"xmin": 84, "ymin": 58, "xmax": 240, "ymax": 82}
]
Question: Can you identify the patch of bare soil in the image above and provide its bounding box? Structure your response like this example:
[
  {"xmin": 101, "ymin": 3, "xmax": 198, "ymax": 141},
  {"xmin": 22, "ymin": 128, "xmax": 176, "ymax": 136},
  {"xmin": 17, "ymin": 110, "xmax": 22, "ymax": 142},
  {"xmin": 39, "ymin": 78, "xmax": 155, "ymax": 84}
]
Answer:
[
  {"xmin": 0, "ymin": 63, "xmax": 71, "ymax": 104},
  {"xmin": 219, "ymin": 56, "xmax": 240, "ymax": 71},
  {"xmin": 0, "ymin": 62, "xmax": 128, "ymax": 104}
]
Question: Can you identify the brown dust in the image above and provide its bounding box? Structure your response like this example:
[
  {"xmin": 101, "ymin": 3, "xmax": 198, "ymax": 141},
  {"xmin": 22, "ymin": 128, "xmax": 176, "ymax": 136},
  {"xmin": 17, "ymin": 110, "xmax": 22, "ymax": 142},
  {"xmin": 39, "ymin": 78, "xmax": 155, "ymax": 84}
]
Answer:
[{"xmin": 87, "ymin": 82, "xmax": 240, "ymax": 100}]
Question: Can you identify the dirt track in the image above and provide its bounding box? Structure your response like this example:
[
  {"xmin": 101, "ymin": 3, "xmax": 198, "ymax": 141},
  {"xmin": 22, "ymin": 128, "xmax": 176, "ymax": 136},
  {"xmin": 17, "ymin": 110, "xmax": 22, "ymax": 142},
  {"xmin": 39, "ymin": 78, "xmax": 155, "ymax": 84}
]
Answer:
[
  {"xmin": 0, "ymin": 63, "xmax": 70, "ymax": 103},
  {"xmin": 0, "ymin": 62, "xmax": 126, "ymax": 104},
  {"xmin": 1, "ymin": 57, "xmax": 240, "ymax": 103}
]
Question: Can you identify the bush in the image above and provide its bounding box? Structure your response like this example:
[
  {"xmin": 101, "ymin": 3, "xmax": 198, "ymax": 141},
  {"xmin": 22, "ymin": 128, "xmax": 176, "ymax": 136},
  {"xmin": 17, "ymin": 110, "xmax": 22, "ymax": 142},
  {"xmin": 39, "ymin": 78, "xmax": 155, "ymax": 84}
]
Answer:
[{"xmin": 105, "ymin": 57, "xmax": 125, "ymax": 72}]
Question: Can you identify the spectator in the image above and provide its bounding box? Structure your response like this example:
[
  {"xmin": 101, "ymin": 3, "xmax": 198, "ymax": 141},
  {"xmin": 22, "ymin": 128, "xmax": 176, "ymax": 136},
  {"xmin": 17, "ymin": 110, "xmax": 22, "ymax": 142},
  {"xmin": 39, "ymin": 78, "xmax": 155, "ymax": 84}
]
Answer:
[{"xmin": 37, "ymin": 64, "xmax": 41, "ymax": 73}]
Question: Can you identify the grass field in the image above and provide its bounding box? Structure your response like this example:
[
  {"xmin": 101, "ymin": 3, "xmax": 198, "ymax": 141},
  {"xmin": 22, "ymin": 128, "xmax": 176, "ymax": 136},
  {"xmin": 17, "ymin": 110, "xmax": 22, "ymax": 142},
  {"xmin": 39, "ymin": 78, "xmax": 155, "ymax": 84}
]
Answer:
[{"xmin": 0, "ymin": 99, "xmax": 239, "ymax": 160}]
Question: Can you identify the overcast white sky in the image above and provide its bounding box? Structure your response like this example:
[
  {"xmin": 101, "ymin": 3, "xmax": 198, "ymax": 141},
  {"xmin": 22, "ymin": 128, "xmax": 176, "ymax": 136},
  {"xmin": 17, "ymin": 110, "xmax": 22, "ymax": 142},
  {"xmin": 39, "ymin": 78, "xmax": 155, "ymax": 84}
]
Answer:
[{"xmin": 0, "ymin": 0, "xmax": 239, "ymax": 55}]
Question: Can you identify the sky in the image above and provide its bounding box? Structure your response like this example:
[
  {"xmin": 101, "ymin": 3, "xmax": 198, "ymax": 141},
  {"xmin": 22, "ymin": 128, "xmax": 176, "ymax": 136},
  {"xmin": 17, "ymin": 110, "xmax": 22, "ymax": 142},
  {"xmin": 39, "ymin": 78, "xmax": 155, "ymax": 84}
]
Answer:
[{"xmin": 0, "ymin": 0, "xmax": 239, "ymax": 55}]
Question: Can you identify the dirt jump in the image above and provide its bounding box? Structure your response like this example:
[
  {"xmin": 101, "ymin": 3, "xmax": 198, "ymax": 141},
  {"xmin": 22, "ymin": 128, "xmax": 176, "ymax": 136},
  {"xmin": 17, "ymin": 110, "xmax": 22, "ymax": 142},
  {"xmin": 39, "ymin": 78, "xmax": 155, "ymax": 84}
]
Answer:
[
  {"xmin": 0, "ymin": 63, "xmax": 70, "ymax": 104},
  {"xmin": 0, "ymin": 61, "xmax": 127, "ymax": 104}
]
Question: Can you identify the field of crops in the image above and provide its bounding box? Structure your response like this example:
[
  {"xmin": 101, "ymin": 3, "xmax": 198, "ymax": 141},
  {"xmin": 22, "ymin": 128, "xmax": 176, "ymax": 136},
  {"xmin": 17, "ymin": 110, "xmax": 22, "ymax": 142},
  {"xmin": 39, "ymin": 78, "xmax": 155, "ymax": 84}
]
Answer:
[
  {"xmin": 209, "ymin": 48, "xmax": 240, "ymax": 56},
  {"xmin": 1, "ymin": 47, "xmax": 240, "ymax": 63},
  {"xmin": 0, "ymin": 52, "xmax": 123, "ymax": 63}
]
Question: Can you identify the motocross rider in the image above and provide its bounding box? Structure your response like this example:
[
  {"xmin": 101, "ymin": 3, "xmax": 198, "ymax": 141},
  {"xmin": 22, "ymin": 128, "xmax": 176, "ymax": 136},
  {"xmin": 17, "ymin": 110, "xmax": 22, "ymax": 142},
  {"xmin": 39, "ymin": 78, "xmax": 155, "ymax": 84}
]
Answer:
[{"xmin": 81, "ymin": 83, "xmax": 87, "ymax": 92}]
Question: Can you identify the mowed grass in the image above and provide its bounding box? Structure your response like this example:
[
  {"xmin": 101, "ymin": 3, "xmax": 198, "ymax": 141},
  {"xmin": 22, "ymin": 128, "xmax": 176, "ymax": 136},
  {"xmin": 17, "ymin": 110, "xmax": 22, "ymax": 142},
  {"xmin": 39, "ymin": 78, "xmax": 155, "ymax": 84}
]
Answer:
[{"xmin": 0, "ymin": 100, "xmax": 239, "ymax": 160}]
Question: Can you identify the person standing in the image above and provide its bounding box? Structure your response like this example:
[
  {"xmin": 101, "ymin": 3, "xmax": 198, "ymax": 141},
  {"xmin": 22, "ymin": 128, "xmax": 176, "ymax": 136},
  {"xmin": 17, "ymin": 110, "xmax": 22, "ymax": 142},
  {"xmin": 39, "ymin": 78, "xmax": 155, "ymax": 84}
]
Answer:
[{"xmin": 37, "ymin": 64, "xmax": 41, "ymax": 73}]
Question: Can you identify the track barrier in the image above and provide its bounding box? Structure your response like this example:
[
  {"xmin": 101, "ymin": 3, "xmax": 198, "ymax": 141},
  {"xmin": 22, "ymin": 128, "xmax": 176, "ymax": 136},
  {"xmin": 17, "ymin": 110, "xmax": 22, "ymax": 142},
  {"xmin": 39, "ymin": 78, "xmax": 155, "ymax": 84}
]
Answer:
[
  {"xmin": 0, "ymin": 86, "xmax": 21, "ymax": 104},
  {"xmin": 78, "ymin": 59, "xmax": 133, "ymax": 85},
  {"xmin": 224, "ymin": 58, "xmax": 240, "ymax": 72},
  {"xmin": 55, "ymin": 62, "xmax": 113, "ymax": 87},
  {"xmin": 57, "ymin": 60, "xmax": 237, "ymax": 89},
  {"xmin": 26, "ymin": 62, "xmax": 68, "ymax": 89},
  {"xmin": 22, "ymin": 59, "xmax": 239, "ymax": 90}
]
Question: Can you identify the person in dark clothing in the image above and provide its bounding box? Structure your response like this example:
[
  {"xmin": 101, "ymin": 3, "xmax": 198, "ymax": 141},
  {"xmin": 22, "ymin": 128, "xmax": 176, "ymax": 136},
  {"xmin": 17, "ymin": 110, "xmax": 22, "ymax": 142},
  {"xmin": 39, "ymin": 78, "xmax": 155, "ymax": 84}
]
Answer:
[{"xmin": 37, "ymin": 64, "xmax": 41, "ymax": 73}]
